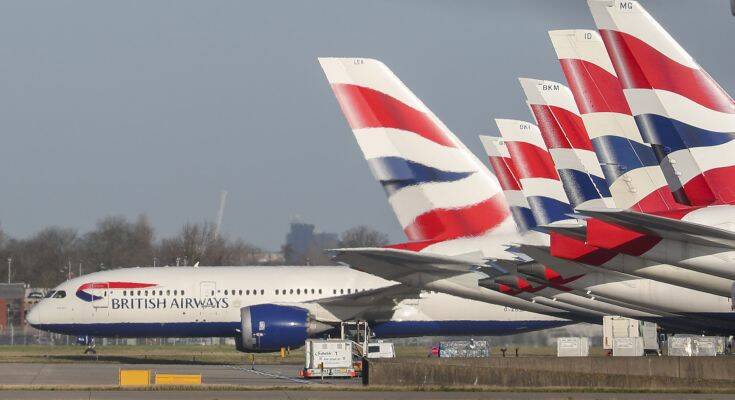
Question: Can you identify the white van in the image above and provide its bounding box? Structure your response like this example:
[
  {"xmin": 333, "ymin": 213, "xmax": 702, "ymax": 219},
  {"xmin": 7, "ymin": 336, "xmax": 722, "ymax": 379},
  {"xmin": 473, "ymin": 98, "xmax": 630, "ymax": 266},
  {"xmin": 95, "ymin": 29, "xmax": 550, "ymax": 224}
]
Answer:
[{"xmin": 366, "ymin": 341, "xmax": 395, "ymax": 359}]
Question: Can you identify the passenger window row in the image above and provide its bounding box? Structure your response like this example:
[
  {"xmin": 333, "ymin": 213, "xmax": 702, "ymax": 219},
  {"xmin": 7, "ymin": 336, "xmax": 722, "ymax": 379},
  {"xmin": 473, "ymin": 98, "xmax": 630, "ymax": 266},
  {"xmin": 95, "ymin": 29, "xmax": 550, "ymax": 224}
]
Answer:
[
  {"xmin": 274, "ymin": 288, "xmax": 323, "ymax": 295},
  {"xmin": 219, "ymin": 289, "xmax": 265, "ymax": 296},
  {"xmin": 270, "ymin": 288, "xmax": 367, "ymax": 296},
  {"xmin": 110, "ymin": 290, "xmax": 185, "ymax": 297}
]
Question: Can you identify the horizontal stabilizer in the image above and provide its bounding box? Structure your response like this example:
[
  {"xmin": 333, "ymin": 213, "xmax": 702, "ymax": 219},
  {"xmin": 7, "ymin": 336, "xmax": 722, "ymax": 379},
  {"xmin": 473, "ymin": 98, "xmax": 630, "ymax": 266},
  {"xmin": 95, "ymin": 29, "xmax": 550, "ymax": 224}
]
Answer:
[
  {"xmin": 543, "ymin": 223, "xmax": 587, "ymax": 241},
  {"xmin": 577, "ymin": 208, "xmax": 735, "ymax": 248}
]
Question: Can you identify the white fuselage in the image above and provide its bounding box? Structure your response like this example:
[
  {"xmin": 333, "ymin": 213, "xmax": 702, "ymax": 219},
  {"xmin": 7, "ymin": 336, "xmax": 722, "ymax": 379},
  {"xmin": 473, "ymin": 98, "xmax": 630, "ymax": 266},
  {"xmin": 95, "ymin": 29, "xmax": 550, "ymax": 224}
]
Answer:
[{"xmin": 27, "ymin": 266, "xmax": 570, "ymax": 339}]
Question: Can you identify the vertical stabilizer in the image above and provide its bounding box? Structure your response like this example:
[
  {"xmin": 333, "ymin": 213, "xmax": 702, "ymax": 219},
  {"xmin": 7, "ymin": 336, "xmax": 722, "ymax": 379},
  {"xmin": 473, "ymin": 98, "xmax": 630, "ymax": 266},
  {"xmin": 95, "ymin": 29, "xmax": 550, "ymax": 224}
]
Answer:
[
  {"xmin": 319, "ymin": 58, "xmax": 515, "ymax": 255},
  {"xmin": 480, "ymin": 135, "xmax": 537, "ymax": 231},
  {"xmin": 519, "ymin": 77, "xmax": 614, "ymax": 210},
  {"xmin": 495, "ymin": 119, "xmax": 573, "ymax": 226},
  {"xmin": 589, "ymin": 0, "xmax": 735, "ymax": 205}
]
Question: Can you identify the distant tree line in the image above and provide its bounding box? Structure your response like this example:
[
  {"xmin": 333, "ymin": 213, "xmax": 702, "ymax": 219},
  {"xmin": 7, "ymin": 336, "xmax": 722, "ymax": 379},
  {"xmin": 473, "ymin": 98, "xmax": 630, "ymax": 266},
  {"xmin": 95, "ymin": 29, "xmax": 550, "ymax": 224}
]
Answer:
[
  {"xmin": 0, "ymin": 217, "xmax": 392, "ymax": 288},
  {"xmin": 0, "ymin": 215, "xmax": 266, "ymax": 288}
]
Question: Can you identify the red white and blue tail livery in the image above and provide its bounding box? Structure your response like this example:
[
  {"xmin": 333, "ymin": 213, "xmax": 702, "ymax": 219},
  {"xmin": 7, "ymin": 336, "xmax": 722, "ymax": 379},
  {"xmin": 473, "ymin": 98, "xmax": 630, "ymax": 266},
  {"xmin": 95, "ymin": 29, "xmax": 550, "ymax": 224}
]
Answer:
[
  {"xmin": 480, "ymin": 135, "xmax": 537, "ymax": 232},
  {"xmin": 549, "ymin": 28, "xmax": 683, "ymax": 213},
  {"xmin": 495, "ymin": 119, "xmax": 573, "ymax": 227},
  {"xmin": 519, "ymin": 78, "xmax": 614, "ymax": 210},
  {"xmin": 319, "ymin": 58, "xmax": 516, "ymax": 255},
  {"xmin": 589, "ymin": 0, "xmax": 735, "ymax": 205}
]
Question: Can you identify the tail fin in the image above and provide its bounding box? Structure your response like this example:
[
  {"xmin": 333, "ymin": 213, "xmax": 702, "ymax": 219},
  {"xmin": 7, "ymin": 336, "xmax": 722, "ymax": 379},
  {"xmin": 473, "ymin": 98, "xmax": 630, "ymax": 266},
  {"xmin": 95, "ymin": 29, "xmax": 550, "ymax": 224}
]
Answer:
[
  {"xmin": 319, "ymin": 58, "xmax": 513, "ymax": 253},
  {"xmin": 589, "ymin": 0, "xmax": 735, "ymax": 205},
  {"xmin": 479, "ymin": 135, "xmax": 537, "ymax": 231},
  {"xmin": 519, "ymin": 77, "xmax": 614, "ymax": 210},
  {"xmin": 548, "ymin": 29, "xmax": 685, "ymax": 213},
  {"xmin": 495, "ymin": 119, "xmax": 573, "ymax": 226}
]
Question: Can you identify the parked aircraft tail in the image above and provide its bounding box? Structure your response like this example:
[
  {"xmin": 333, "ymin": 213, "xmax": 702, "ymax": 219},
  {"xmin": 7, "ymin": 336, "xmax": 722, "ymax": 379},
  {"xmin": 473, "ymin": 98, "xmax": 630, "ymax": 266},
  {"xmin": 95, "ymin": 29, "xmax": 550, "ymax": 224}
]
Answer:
[
  {"xmin": 519, "ymin": 77, "xmax": 613, "ymax": 210},
  {"xmin": 495, "ymin": 119, "xmax": 573, "ymax": 226},
  {"xmin": 589, "ymin": 0, "xmax": 735, "ymax": 205},
  {"xmin": 548, "ymin": 28, "xmax": 685, "ymax": 213},
  {"xmin": 480, "ymin": 135, "xmax": 537, "ymax": 232},
  {"xmin": 319, "ymin": 58, "xmax": 515, "ymax": 254}
]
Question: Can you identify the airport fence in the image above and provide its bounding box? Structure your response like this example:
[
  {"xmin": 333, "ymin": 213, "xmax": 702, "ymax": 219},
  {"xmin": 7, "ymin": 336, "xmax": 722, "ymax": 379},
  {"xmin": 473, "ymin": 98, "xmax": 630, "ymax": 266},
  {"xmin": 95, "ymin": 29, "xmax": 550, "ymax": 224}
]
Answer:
[
  {"xmin": 0, "ymin": 325, "xmax": 237, "ymax": 347},
  {"xmin": 0, "ymin": 324, "xmax": 602, "ymax": 348}
]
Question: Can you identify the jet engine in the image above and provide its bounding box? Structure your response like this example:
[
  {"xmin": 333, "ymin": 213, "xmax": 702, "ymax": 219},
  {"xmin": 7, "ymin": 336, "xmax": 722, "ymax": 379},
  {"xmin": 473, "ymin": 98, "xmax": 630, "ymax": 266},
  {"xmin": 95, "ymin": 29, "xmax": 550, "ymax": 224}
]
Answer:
[{"xmin": 236, "ymin": 304, "xmax": 333, "ymax": 353}]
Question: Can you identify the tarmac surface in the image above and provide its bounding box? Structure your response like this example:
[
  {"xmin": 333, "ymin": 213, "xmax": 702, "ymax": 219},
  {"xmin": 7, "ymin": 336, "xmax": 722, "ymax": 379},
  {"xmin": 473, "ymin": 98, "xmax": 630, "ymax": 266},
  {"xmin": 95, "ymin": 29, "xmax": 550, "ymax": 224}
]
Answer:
[
  {"xmin": 0, "ymin": 391, "xmax": 734, "ymax": 399},
  {"xmin": 0, "ymin": 362, "xmax": 732, "ymax": 399},
  {"xmin": 0, "ymin": 362, "xmax": 350, "ymax": 387}
]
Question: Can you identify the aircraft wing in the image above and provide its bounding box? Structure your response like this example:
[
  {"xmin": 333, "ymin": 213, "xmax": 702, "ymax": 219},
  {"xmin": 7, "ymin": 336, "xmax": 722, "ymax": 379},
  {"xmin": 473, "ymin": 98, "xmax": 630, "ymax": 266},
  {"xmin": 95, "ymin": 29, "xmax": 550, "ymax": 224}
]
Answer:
[
  {"xmin": 309, "ymin": 282, "xmax": 419, "ymax": 307},
  {"xmin": 578, "ymin": 208, "xmax": 735, "ymax": 248},
  {"xmin": 329, "ymin": 247, "xmax": 504, "ymax": 282}
]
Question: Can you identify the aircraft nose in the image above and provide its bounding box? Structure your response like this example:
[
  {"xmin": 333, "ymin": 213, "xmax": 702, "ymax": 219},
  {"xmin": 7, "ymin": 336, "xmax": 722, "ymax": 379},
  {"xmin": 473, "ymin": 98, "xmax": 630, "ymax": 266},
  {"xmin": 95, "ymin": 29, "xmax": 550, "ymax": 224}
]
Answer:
[{"xmin": 26, "ymin": 304, "xmax": 41, "ymax": 327}]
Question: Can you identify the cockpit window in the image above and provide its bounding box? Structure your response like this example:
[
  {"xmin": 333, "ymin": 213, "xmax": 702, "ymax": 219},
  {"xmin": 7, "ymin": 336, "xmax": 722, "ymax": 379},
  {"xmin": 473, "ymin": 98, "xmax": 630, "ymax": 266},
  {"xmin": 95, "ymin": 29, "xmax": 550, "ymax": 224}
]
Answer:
[
  {"xmin": 52, "ymin": 290, "xmax": 66, "ymax": 298},
  {"xmin": 44, "ymin": 291, "xmax": 57, "ymax": 298}
]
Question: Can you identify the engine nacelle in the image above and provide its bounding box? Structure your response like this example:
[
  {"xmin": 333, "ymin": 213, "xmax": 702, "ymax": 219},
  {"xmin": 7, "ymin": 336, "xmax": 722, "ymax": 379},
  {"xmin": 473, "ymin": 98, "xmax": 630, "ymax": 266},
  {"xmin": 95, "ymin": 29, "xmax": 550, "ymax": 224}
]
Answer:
[{"xmin": 237, "ymin": 304, "xmax": 333, "ymax": 353}]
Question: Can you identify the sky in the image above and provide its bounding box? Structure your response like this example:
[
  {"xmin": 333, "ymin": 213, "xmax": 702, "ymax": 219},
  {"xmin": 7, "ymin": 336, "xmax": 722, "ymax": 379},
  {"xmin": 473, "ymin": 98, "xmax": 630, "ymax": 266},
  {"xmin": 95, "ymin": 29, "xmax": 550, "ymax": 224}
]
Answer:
[{"xmin": 0, "ymin": 0, "xmax": 732, "ymax": 250}]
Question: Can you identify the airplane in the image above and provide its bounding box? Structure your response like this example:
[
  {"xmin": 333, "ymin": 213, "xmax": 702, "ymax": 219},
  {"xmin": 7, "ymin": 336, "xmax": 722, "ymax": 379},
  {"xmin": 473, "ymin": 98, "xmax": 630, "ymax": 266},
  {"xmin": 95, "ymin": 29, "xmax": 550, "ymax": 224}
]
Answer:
[
  {"xmin": 551, "ymin": 2, "xmax": 735, "ymax": 286},
  {"xmin": 26, "ymin": 58, "xmax": 584, "ymax": 351},
  {"xmin": 490, "ymin": 119, "xmax": 735, "ymax": 333},
  {"xmin": 518, "ymin": 77, "xmax": 734, "ymax": 298},
  {"xmin": 26, "ymin": 265, "xmax": 573, "ymax": 353},
  {"xmin": 588, "ymin": 0, "xmax": 735, "ymax": 207},
  {"xmin": 478, "ymin": 133, "xmax": 666, "ymax": 321},
  {"xmin": 318, "ymin": 57, "xmax": 591, "ymax": 322}
]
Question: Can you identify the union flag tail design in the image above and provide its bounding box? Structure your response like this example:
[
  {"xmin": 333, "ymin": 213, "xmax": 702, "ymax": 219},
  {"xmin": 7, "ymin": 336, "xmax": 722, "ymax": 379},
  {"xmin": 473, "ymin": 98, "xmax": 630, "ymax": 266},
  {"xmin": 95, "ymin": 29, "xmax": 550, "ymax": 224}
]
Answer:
[
  {"xmin": 480, "ymin": 135, "xmax": 537, "ymax": 232},
  {"xmin": 548, "ymin": 29, "xmax": 685, "ymax": 213},
  {"xmin": 495, "ymin": 119, "xmax": 573, "ymax": 226},
  {"xmin": 519, "ymin": 77, "xmax": 614, "ymax": 210},
  {"xmin": 589, "ymin": 0, "xmax": 735, "ymax": 205},
  {"xmin": 319, "ymin": 58, "xmax": 513, "ymax": 253},
  {"xmin": 549, "ymin": 28, "xmax": 692, "ymax": 253}
]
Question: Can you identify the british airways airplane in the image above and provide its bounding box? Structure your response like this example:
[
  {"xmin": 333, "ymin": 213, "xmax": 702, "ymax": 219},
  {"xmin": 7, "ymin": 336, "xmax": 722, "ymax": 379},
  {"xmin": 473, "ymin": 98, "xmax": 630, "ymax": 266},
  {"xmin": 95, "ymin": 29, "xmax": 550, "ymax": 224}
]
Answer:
[
  {"xmin": 26, "ymin": 54, "xmax": 582, "ymax": 353},
  {"xmin": 26, "ymin": 266, "xmax": 571, "ymax": 352}
]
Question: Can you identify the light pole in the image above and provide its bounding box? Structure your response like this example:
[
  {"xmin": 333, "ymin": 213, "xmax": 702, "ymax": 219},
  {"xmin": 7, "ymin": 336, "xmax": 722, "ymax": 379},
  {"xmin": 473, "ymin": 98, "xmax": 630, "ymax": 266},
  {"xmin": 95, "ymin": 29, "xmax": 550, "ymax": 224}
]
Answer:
[{"xmin": 6, "ymin": 258, "xmax": 11, "ymax": 284}]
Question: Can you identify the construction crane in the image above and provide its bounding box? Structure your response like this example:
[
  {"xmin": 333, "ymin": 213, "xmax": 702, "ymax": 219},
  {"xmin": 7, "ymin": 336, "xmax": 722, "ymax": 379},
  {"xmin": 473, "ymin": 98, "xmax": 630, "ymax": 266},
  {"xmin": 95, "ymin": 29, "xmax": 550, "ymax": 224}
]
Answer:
[{"xmin": 214, "ymin": 190, "xmax": 228, "ymax": 240}]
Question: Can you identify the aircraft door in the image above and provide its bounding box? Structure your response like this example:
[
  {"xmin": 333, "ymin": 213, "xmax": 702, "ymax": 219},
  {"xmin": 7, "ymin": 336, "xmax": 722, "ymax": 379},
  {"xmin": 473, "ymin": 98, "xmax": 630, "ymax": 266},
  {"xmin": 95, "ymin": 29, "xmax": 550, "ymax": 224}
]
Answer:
[
  {"xmin": 91, "ymin": 283, "xmax": 110, "ymax": 308},
  {"xmin": 199, "ymin": 281, "xmax": 217, "ymax": 321},
  {"xmin": 88, "ymin": 282, "xmax": 109, "ymax": 320}
]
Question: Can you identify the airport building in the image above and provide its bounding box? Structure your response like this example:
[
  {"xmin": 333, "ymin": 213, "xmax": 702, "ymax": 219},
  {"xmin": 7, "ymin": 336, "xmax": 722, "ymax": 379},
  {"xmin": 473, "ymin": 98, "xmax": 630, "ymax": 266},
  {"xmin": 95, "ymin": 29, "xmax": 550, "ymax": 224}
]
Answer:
[
  {"xmin": 0, "ymin": 283, "xmax": 27, "ymax": 331},
  {"xmin": 284, "ymin": 221, "xmax": 338, "ymax": 265}
]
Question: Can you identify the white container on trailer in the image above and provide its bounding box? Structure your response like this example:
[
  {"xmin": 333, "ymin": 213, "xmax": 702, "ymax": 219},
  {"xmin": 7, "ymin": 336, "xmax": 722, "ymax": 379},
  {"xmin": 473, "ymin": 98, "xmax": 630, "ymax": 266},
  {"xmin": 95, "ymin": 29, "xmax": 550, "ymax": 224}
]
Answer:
[
  {"xmin": 640, "ymin": 321, "xmax": 660, "ymax": 352},
  {"xmin": 612, "ymin": 337, "xmax": 644, "ymax": 356},
  {"xmin": 692, "ymin": 337, "xmax": 718, "ymax": 356},
  {"xmin": 366, "ymin": 341, "xmax": 395, "ymax": 359},
  {"xmin": 603, "ymin": 316, "xmax": 659, "ymax": 353},
  {"xmin": 300, "ymin": 339, "xmax": 358, "ymax": 378}
]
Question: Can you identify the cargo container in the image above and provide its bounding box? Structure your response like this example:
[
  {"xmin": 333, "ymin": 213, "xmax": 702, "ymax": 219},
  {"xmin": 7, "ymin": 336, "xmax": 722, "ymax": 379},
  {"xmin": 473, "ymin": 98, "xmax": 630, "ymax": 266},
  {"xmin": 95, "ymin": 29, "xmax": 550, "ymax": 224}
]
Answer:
[
  {"xmin": 438, "ymin": 340, "xmax": 489, "ymax": 358},
  {"xmin": 603, "ymin": 316, "xmax": 659, "ymax": 354},
  {"xmin": 667, "ymin": 335, "xmax": 728, "ymax": 356},
  {"xmin": 557, "ymin": 337, "xmax": 589, "ymax": 357},
  {"xmin": 612, "ymin": 337, "xmax": 644, "ymax": 357},
  {"xmin": 299, "ymin": 339, "xmax": 359, "ymax": 378},
  {"xmin": 366, "ymin": 341, "xmax": 395, "ymax": 359}
]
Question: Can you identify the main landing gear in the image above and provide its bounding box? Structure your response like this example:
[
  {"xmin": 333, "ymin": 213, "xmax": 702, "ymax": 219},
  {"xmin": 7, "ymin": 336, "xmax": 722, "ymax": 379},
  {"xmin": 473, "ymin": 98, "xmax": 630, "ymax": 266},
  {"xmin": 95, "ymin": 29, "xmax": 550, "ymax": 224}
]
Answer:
[{"xmin": 77, "ymin": 335, "xmax": 96, "ymax": 354}]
